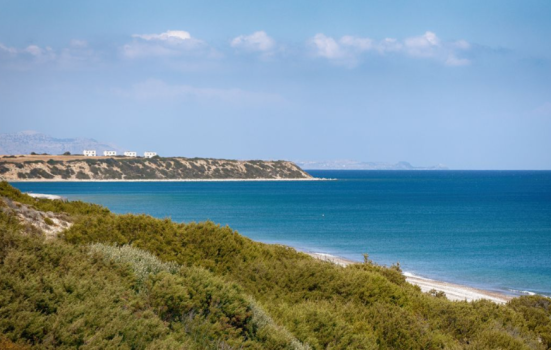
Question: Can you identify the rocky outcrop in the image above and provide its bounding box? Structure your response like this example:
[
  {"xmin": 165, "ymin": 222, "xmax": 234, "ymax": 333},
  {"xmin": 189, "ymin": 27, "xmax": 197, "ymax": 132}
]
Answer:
[
  {"xmin": 0, "ymin": 156, "xmax": 313, "ymax": 181},
  {"xmin": 0, "ymin": 197, "xmax": 72, "ymax": 238}
]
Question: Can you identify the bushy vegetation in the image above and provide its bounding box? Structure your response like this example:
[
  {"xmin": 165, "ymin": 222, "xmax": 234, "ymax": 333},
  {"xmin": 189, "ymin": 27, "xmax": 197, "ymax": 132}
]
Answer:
[
  {"xmin": 0, "ymin": 211, "xmax": 307, "ymax": 349},
  {"xmin": 1, "ymin": 181, "xmax": 551, "ymax": 349}
]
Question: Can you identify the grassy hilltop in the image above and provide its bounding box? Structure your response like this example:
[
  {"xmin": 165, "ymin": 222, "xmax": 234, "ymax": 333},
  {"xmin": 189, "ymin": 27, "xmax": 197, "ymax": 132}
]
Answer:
[
  {"xmin": 0, "ymin": 155, "xmax": 312, "ymax": 181},
  {"xmin": 1, "ymin": 181, "xmax": 551, "ymax": 349}
]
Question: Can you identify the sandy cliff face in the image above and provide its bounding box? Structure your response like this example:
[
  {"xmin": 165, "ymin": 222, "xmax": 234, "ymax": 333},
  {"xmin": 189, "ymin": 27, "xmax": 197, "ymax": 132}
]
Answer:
[{"xmin": 0, "ymin": 156, "xmax": 312, "ymax": 180}]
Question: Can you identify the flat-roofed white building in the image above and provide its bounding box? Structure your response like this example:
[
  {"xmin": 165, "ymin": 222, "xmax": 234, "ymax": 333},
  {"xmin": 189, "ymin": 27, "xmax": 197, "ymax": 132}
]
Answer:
[
  {"xmin": 83, "ymin": 150, "xmax": 96, "ymax": 157},
  {"xmin": 144, "ymin": 152, "xmax": 157, "ymax": 158},
  {"xmin": 124, "ymin": 151, "xmax": 137, "ymax": 157},
  {"xmin": 103, "ymin": 150, "xmax": 117, "ymax": 156}
]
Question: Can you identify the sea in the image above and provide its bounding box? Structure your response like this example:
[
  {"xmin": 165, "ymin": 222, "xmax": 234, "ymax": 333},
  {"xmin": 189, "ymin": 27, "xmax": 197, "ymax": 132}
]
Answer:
[{"xmin": 11, "ymin": 170, "xmax": 551, "ymax": 297}]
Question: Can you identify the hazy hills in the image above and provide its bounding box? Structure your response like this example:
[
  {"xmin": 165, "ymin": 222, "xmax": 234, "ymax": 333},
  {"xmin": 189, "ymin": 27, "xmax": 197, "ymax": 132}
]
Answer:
[
  {"xmin": 296, "ymin": 160, "xmax": 448, "ymax": 170},
  {"xmin": 0, "ymin": 131, "xmax": 122, "ymax": 155}
]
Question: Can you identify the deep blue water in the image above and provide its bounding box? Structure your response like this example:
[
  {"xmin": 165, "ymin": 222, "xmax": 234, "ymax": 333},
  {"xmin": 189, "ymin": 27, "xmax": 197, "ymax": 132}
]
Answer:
[{"xmin": 11, "ymin": 170, "xmax": 551, "ymax": 297}]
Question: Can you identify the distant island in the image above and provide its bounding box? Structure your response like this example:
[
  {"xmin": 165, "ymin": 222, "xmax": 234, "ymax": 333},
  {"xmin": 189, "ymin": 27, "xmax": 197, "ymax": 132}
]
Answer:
[
  {"xmin": 0, "ymin": 155, "xmax": 313, "ymax": 181},
  {"xmin": 296, "ymin": 160, "xmax": 448, "ymax": 170}
]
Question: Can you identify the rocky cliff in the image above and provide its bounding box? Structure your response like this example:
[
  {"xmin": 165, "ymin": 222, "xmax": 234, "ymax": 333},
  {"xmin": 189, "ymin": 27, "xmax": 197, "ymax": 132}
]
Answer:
[{"xmin": 0, "ymin": 155, "xmax": 313, "ymax": 181}]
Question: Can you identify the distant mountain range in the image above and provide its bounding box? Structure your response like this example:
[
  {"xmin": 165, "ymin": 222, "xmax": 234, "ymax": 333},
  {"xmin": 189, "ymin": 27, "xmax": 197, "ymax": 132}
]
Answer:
[
  {"xmin": 296, "ymin": 160, "xmax": 448, "ymax": 170},
  {"xmin": 0, "ymin": 131, "xmax": 123, "ymax": 155}
]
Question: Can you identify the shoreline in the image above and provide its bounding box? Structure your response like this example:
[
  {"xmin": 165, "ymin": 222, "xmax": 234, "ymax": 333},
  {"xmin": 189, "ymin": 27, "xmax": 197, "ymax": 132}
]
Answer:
[
  {"xmin": 306, "ymin": 252, "xmax": 513, "ymax": 304},
  {"xmin": 5, "ymin": 178, "xmax": 331, "ymax": 183},
  {"xmin": 13, "ymin": 189, "xmax": 519, "ymax": 305}
]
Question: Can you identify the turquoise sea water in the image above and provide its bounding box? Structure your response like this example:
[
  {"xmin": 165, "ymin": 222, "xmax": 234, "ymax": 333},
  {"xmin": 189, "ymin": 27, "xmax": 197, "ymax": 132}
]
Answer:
[{"xmin": 11, "ymin": 171, "xmax": 551, "ymax": 297}]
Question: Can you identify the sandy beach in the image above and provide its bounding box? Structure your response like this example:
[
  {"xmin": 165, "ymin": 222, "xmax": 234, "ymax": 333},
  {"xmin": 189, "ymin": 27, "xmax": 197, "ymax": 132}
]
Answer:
[{"xmin": 306, "ymin": 252, "xmax": 512, "ymax": 304}]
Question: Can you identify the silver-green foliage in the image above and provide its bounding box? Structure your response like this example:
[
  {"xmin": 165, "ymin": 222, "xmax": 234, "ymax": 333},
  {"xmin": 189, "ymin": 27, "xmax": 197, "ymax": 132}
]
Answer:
[
  {"xmin": 89, "ymin": 243, "xmax": 179, "ymax": 288},
  {"xmin": 248, "ymin": 297, "xmax": 311, "ymax": 350},
  {"xmin": 90, "ymin": 243, "xmax": 310, "ymax": 349}
]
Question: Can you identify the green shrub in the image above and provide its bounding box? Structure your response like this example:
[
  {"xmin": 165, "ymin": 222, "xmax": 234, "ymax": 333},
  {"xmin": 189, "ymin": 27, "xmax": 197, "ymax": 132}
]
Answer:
[{"xmin": 43, "ymin": 217, "xmax": 54, "ymax": 225}]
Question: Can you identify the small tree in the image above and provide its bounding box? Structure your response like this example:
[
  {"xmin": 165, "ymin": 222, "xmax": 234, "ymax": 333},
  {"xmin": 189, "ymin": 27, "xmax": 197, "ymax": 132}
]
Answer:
[
  {"xmin": 391, "ymin": 262, "xmax": 401, "ymax": 272},
  {"xmin": 63, "ymin": 151, "xmax": 71, "ymax": 156},
  {"xmin": 428, "ymin": 289, "xmax": 447, "ymax": 298},
  {"xmin": 30, "ymin": 152, "xmax": 37, "ymax": 155}
]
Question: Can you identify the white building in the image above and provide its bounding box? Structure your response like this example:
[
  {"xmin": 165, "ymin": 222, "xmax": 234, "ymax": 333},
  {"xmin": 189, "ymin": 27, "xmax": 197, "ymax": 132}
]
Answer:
[
  {"xmin": 83, "ymin": 150, "xmax": 96, "ymax": 157},
  {"xmin": 103, "ymin": 150, "xmax": 117, "ymax": 157},
  {"xmin": 144, "ymin": 152, "xmax": 157, "ymax": 158},
  {"xmin": 124, "ymin": 151, "xmax": 137, "ymax": 157}
]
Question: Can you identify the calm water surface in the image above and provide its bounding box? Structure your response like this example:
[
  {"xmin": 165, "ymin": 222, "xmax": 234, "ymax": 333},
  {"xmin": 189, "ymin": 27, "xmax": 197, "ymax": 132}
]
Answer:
[{"xmin": 11, "ymin": 171, "xmax": 551, "ymax": 296}]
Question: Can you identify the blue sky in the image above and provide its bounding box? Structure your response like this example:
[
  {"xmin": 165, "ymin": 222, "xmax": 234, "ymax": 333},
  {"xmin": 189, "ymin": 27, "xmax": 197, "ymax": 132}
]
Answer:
[{"xmin": 1, "ymin": 0, "xmax": 550, "ymax": 169}]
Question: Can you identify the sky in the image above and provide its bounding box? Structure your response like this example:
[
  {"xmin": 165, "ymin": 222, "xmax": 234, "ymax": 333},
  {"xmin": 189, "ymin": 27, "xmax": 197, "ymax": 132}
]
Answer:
[{"xmin": 1, "ymin": 0, "xmax": 550, "ymax": 169}]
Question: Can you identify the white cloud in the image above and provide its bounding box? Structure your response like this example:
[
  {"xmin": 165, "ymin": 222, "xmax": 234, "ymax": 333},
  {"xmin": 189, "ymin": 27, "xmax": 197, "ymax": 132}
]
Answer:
[
  {"xmin": 377, "ymin": 38, "xmax": 403, "ymax": 53},
  {"xmin": 114, "ymin": 79, "xmax": 284, "ymax": 105},
  {"xmin": 310, "ymin": 34, "xmax": 345, "ymax": 60},
  {"xmin": 24, "ymin": 45, "xmax": 45, "ymax": 56},
  {"xmin": 0, "ymin": 42, "xmax": 56, "ymax": 63},
  {"xmin": 310, "ymin": 34, "xmax": 379, "ymax": 66},
  {"xmin": 0, "ymin": 43, "xmax": 17, "ymax": 56},
  {"xmin": 309, "ymin": 31, "xmax": 471, "ymax": 67},
  {"xmin": 231, "ymin": 31, "xmax": 275, "ymax": 53},
  {"xmin": 132, "ymin": 30, "xmax": 193, "ymax": 42},
  {"xmin": 0, "ymin": 40, "xmax": 100, "ymax": 69},
  {"xmin": 123, "ymin": 30, "xmax": 209, "ymax": 58},
  {"xmin": 404, "ymin": 31, "xmax": 440, "ymax": 57},
  {"xmin": 340, "ymin": 36, "xmax": 373, "ymax": 51}
]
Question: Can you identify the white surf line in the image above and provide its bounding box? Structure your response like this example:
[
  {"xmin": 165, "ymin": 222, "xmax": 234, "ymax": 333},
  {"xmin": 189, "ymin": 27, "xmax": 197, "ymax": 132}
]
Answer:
[{"xmin": 26, "ymin": 193, "xmax": 66, "ymax": 200}]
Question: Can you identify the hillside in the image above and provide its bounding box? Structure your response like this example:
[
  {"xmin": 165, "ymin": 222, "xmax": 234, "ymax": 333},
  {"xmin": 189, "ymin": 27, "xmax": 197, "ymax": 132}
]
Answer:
[
  {"xmin": 1, "ymin": 181, "xmax": 551, "ymax": 349},
  {"xmin": 0, "ymin": 155, "xmax": 313, "ymax": 181},
  {"xmin": 0, "ymin": 131, "xmax": 122, "ymax": 155}
]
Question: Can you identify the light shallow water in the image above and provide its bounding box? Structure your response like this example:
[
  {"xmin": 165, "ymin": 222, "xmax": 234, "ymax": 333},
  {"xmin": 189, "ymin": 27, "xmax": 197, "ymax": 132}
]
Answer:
[{"xmin": 11, "ymin": 170, "xmax": 551, "ymax": 297}]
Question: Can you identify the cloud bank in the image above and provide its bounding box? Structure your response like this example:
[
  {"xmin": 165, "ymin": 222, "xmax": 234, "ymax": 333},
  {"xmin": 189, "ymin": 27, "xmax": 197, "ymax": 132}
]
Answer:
[
  {"xmin": 2, "ymin": 30, "xmax": 475, "ymax": 69},
  {"xmin": 310, "ymin": 31, "xmax": 471, "ymax": 67}
]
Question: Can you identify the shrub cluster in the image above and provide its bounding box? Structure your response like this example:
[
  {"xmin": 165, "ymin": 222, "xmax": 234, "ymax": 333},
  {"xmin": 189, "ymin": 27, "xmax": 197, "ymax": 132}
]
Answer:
[{"xmin": 0, "ymin": 215, "xmax": 307, "ymax": 349}]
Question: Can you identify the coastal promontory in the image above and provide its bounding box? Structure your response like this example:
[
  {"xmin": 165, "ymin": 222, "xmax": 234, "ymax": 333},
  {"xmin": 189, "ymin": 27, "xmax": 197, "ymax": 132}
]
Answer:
[{"xmin": 0, "ymin": 155, "xmax": 313, "ymax": 181}]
